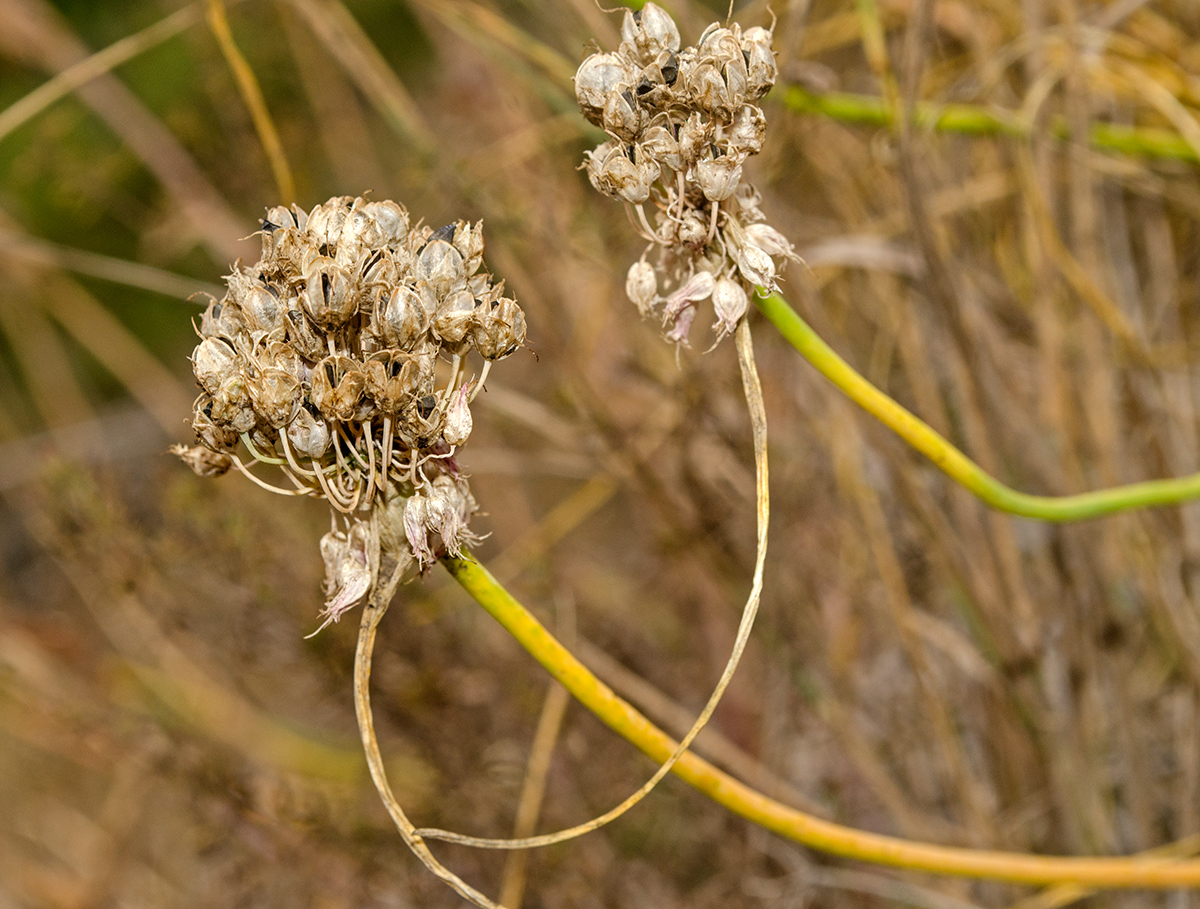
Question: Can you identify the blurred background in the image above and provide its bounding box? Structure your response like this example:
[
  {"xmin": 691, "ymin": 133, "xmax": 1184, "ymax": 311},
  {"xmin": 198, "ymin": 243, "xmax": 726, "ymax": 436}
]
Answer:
[{"xmin": 2, "ymin": 0, "xmax": 1200, "ymax": 906}]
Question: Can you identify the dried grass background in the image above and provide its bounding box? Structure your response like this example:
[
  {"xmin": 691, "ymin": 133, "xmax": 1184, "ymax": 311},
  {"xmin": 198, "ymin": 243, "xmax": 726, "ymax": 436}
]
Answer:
[{"xmin": 2, "ymin": 0, "xmax": 1200, "ymax": 906}]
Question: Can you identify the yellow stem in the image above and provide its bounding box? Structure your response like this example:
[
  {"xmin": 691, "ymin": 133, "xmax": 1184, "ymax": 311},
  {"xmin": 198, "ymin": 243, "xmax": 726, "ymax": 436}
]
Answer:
[{"xmin": 443, "ymin": 553, "xmax": 1200, "ymax": 888}]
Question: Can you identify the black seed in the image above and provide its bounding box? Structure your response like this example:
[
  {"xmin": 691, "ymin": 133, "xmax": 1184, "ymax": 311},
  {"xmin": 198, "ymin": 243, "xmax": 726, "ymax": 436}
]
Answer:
[
  {"xmin": 321, "ymin": 271, "xmax": 332, "ymax": 303},
  {"xmin": 417, "ymin": 395, "xmax": 436, "ymax": 418},
  {"xmin": 621, "ymin": 89, "xmax": 636, "ymax": 110},
  {"xmin": 264, "ymin": 284, "xmax": 280, "ymax": 299},
  {"xmin": 633, "ymin": 9, "xmax": 641, "ymax": 23},
  {"xmin": 261, "ymin": 219, "xmax": 280, "ymax": 232},
  {"xmin": 711, "ymin": 143, "xmax": 722, "ymax": 157},
  {"xmin": 325, "ymin": 362, "xmax": 337, "ymax": 385},
  {"xmin": 626, "ymin": 144, "xmax": 637, "ymax": 163},
  {"xmin": 203, "ymin": 401, "xmax": 214, "ymax": 418},
  {"xmin": 474, "ymin": 298, "xmax": 484, "ymax": 308},
  {"xmin": 636, "ymin": 79, "xmax": 654, "ymax": 95},
  {"xmin": 743, "ymin": 49, "xmax": 751, "ymax": 66},
  {"xmin": 431, "ymin": 223, "xmax": 457, "ymax": 244},
  {"xmin": 663, "ymin": 53, "xmax": 678, "ymax": 85},
  {"xmin": 318, "ymin": 243, "xmax": 329, "ymax": 257}
]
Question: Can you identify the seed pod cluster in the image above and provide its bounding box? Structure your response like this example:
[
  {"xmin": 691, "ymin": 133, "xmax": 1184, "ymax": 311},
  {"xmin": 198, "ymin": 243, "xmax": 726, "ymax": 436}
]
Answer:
[
  {"xmin": 176, "ymin": 195, "xmax": 527, "ymax": 629},
  {"xmin": 575, "ymin": 4, "xmax": 799, "ymax": 346}
]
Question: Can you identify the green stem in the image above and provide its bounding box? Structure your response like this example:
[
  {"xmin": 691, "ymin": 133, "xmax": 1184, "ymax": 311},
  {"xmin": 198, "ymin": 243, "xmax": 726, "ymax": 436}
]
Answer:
[
  {"xmin": 755, "ymin": 292, "xmax": 1200, "ymax": 521},
  {"xmin": 778, "ymin": 84, "xmax": 1200, "ymax": 164},
  {"xmin": 443, "ymin": 553, "xmax": 1200, "ymax": 887}
]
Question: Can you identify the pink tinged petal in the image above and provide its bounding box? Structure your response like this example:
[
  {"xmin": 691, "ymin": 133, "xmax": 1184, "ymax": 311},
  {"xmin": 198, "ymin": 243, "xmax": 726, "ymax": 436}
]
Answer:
[
  {"xmin": 665, "ymin": 303, "xmax": 697, "ymax": 346},
  {"xmin": 711, "ymin": 277, "xmax": 749, "ymax": 341},
  {"xmin": 404, "ymin": 494, "xmax": 435, "ymax": 565},
  {"xmin": 663, "ymin": 270, "xmax": 715, "ymax": 321}
]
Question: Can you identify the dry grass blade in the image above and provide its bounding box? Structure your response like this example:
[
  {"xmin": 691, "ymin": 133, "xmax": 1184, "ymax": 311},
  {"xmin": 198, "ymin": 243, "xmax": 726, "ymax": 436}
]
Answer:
[
  {"xmin": 205, "ymin": 0, "xmax": 296, "ymax": 203},
  {"xmin": 414, "ymin": 318, "xmax": 770, "ymax": 850}
]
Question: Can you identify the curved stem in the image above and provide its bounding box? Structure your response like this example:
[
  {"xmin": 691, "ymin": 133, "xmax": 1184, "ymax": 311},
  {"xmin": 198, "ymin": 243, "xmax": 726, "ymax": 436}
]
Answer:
[
  {"xmin": 755, "ymin": 292, "xmax": 1200, "ymax": 521},
  {"xmin": 441, "ymin": 553, "xmax": 1200, "ymax": 888}
]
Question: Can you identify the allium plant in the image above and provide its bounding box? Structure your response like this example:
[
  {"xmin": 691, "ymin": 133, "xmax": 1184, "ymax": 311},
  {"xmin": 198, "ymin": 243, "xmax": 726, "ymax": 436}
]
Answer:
[
  {"xmin": 577, "ymin": 3, "xmax": 800, "ymax": 347},
  {"xmin": 174, "ymin": 195, "xmax": 526, "ymax": 631}
]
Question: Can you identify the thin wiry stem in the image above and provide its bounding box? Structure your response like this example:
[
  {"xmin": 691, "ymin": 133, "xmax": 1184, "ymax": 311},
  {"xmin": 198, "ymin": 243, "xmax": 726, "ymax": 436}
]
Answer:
[
  {"xmin": 778, "ymin": 84, "xmax": 1200, "ymax": 164},
  {"xmin": 416, "ymin": 318, "xmax": 769, "ymax": 849},
  {"xmin": 353, "ymin": 553, "xmax": 507, "ymax": 909}
]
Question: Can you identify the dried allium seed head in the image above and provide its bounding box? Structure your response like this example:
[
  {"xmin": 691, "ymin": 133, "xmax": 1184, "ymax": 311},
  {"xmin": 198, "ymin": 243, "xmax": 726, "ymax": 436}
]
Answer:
[
  {"xmin": 364, "ymin": 350, "xmax": 413, "ymax": 414},
  {"xmin": 210, "ymin": 374, "xmax": 257, "ymax": 433}
]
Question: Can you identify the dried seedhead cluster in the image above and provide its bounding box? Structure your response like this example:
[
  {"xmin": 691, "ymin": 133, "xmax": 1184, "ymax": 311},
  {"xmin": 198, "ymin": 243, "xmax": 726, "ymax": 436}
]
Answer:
[
  {"xmin": 174, "ymin": 195, "xmax": 526, "ymax": 628},
  {"xmin": 576, "ymin": 3, "xmax": 799, "ymax": 346}
]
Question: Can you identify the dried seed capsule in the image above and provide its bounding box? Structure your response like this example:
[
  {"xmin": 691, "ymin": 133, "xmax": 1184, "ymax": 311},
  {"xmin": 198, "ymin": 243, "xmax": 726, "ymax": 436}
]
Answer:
[
  {"xmin": 711, "ymin": 276, "xmax": 749, "ymax": 340},
  {"xmin": 210, "ymin": 374, "xmax": 257, "ymax": 433},
  {"xmin": 625, "ymin": 259, "xmax": 658, "ymax": 317},
  {"xmin": 640, "ymin": 117, "xmax": 682, "ymax": 173},
  {"xmin": 584, "ymin": 142, "xmax": 656, "ymax": 204},
  {"xmin": 677, "ymin": 112, "xmax": 712, "ymax": 168},
  {"xmin": 620, "ymin": 2, "xmax": 680, "ymax": 61},
  {"xmin": 473, "ymin": 298, "xmax": 527, "ymax": 360},
  {"xmin": 403, "ymin": 491, "xmax": 435, "ymax": 564},
  {"xmin": 172, "ymin": 444, "xmax": 233, "ymax": 477},
  {"xmin": 602, "ymin": 89, "xmax": 642, "ymax": 143},
  {"xmin": 283, "ymin": 306, "xmax": 326, "ymax": 361},
  {"xmin": 305, "ymin": 197, "xmax": 352, "ymax": 251},
  {"xmin": 241, "ymin": 283, "xmax": 284, "ymax": 333},
  {"xmin": 686, "ymin": 60, "xmax": 733, "ymax": 117},
  {"xmin": 192, "ymin": 337, "xmax": 241, "ymax": 395},
  {"xmin": 415, "ymin": 236, "xmax": 466, "ymax": 300},
  {"xmin": 310, "ymin": 355, "xmax": 367, "ymax": 423},
  {"xmin": 575, "ymin": 53, "xmax": 633, "ymax": 125},
  {"xmin": 452, "ymin": 221, "xmax": 485, "ymax": 277},
  {"xmin": 695, "ymin": 149, "xmax": 742, "ymax": 201},
  {"xmin": 192, "ymin": 395, "xmax": 238, "ymax": 451},
  {"xmin": 362, "ymin": 200, "xmax": 408, "ymax": 243},
  {"xmin": 744, "ymin": 222, "xmax": 798, "ymax": 259},
  {"xmin": 726, "ymin": 104, "xmax": 767, "ymax": 157},
  {"xmin": 741, "ymin": 26, "xmax": 777, "ymax": 98},
  {"xmin": 247, "ymin": 366, "xmax": 302, "ymax": 428},
  {"xmin": 734, "ymin": 241, "xmax": 776, "ymax": 289},
  {"xmin": 376, "ymin": 284, "xmax": 428, "ymax": 348},
  {"xmin": 361, "ymin": 249, "xmax": 400, "ymax": 290},
  {"xmin": 663, "ymin": 270, "xmax": 715, "ymax": 323},
  {"xmin": 432, "ymin": 289, "xmax": 478, "ymax": 347},
  {"xmin": 286, "ymin": 405, "xmax": 331, "ymax": 459},
  {"xmin": 364, "ymin": 350, "xmax": 415, "ymax": 413},
  {"xmin": 300, "ymin": 257, "xmax": 356, "ymax": 330}
]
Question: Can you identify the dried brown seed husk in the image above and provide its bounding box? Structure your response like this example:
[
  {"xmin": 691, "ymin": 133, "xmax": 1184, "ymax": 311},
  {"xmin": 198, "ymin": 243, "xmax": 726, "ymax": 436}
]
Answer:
[
  {"xmin": 311, "ymin": 355, "xmax": 367, "ymax": 423},
  {"xmin": 432, "ymin": 289, "xmax": 478, "ymax": 348},
  {"xmin": 210, "ymin": 374, "xmax": 257, "ymax": 433},
  {"xmin": 300, "ymin": 256, "xmax": 357, "ymax": 330},
  {"xmin": 192, "ymin": 395, "xmax": 239, "ymax": 452},
  {"xmin": 376, "ymin": 284, "xmax": 428, "ymax": 349},
  {"xmin": 575, "ymin": 53, "xmax": 632, "ymax": 124},
  {"xmin": 364, "ymin": 350, "xmax": 416, "ymax": 413},
  {"xmin": 415, "ymin": 237, "xmax": 466, "ymax": 300},
  {"xmin": 473, "ymin": 298, "xmax": 527, "ymax": 360},
  {"xmin": 193, "ymin": 337, "xmax": 241, "ymax": 395},
  {"xmin": 248, "ymin": 366, "xmax": 302, "ymax": 428},
  {"xmin": 172, "ymin": 444, "xmax": 233, "ymax": 477}
]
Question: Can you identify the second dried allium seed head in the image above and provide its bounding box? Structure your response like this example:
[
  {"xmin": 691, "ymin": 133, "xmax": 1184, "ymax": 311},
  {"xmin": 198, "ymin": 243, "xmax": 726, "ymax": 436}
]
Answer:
[
  {"xmin": 174, "ymin": 195, "xmax": 528, "ymax": 630},
  {"xmin": 575, "ymin": 3, "xmax": 799, "ymax": 348}
]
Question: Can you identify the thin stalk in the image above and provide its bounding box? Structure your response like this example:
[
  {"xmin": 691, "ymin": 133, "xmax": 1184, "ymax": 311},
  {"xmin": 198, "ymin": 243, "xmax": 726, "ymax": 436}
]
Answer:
[
  {"xmin": 755, "ymin": 292, "xmax": 1200, "ymax": 521},
  {"xmin": 778, "ymin": 84, "xmax": 1200, "ymax": 164},
  {"xmin": 442, "ymin": 554, "xmax": 1200, "ymax": 888}
]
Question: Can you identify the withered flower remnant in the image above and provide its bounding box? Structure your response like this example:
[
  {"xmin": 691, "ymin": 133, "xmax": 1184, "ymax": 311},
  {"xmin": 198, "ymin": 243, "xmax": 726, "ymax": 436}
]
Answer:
[
  {"xmin": 176, "ymin": 195, "xmax": 528, "ymax": 631},
  {"xmin": 574, "ymin": 3, "xmax": 799, "ymax": 347}
]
